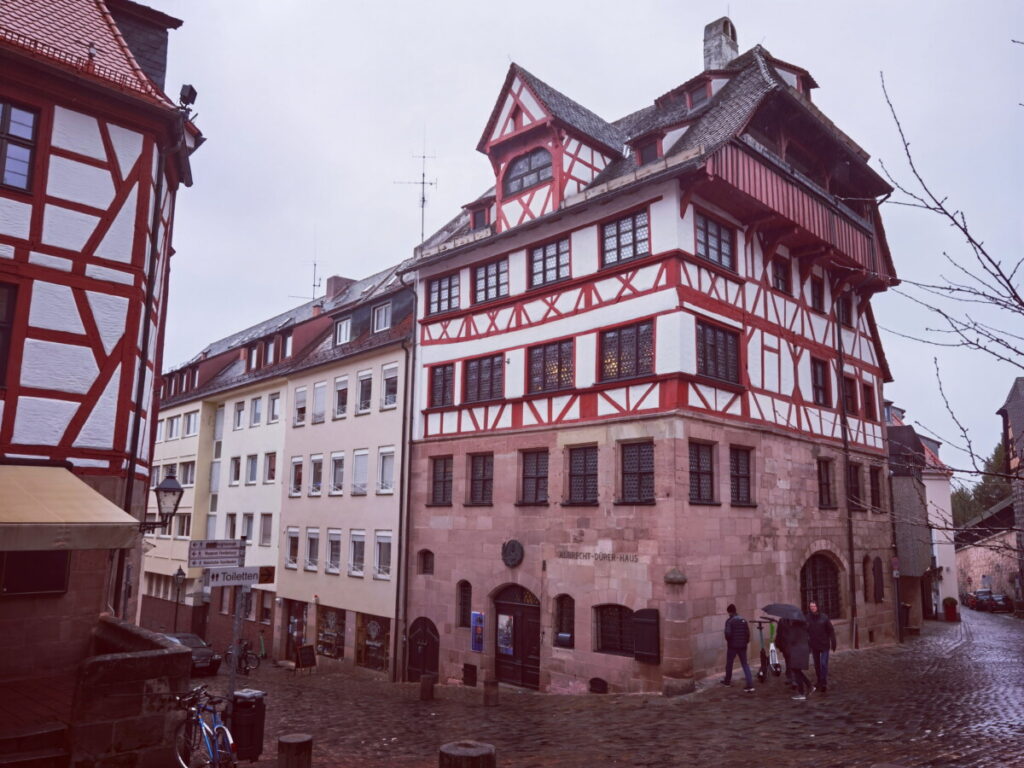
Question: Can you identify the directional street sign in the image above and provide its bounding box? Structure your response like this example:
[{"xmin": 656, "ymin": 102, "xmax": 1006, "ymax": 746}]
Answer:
[
  {"xmin": 188, "ymin": 539, "xmax": 244, "ymax": 568},
  {"xmin": 206, "ymin": 567, "xmax": 261, "ymax": 588}
]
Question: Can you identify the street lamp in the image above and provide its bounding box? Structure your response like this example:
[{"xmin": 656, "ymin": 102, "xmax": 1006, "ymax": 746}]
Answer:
[
  {"xmin": 141, "ymin": 466, "xmax": 184, "ymax": 533},
  {"xmin": 172, "ymin": 565, "xmax": 186, "ymax": 633}
]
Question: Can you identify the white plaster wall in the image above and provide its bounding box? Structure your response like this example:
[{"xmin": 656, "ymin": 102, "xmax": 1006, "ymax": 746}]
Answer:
[{"xmin": 50, "ymin": 107, "xmax": 105, "ymax": 159}]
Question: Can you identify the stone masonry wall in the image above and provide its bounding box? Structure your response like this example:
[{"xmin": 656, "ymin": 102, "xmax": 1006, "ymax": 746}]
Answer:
[{"xmin": 956, "ymin": 530, "xmax": 1020, "ymax": 600}]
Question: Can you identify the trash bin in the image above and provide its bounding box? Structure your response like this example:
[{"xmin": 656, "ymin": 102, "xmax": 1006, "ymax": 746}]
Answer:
[
  {"xmin": 899, "ymin": 602, "xmax": 911, "ymax": 630},
  {"xmin": 231, "ymin": 689, "xmax": 266, "ymax": 762}
]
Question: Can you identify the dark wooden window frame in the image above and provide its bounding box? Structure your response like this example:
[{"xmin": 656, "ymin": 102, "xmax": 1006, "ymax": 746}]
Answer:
[
  {"xmin": 771, "ymin": 258, "xmax": 791, "ymax": 294},
  {"xmin": 817, "ymin": 458, "xmax": 834, "ymax": 508},
  {"xmin": 810, "ymin": 276, "xmax": 825, "ymax": 313},
  {"xmin": 811, "ymin": 358, "xmax": 830, "ymax": 407},
  {"xmin": 473, "ymin": 258, "xmax": 509, "ymax": 305},
  {"xmin": 696, "ymin": 320, "xmax": 741, "ymax": 384},
  {"xmin": 429, "ymin": 364, "xmax": 454, "ymax": 408},
  {"xmin": 520, "ymin": 449, "xmax": 549, "ymax": 504},
  {"xmin": 689, "ymin": 441, "xmax": 715, "ymax": 503},
  {"xmin": 694, "ymin": 210, "xmax": 735, "ymax": 271},
  {"xmin": 503, "ymin": 147, "xmax": 553, "ymax": 197},
  {"xmin": 0, "ymin": 101, "xmax": 38, "ymax": 192},
  {"xmin": 801, "ymin": 554, "xmax": 841, "ymax": 618},
  {"xmin": 862, "ymin": 383, "xmax": 877, "ymax": 421},
  {"xmin": 620, "ymin": 442, "xmax": 654, "ymax": 503},
  {"xmin": 843, "ymin": 376, "xmax": 858, "ymax": 415},
  {"xmin": 456, "ymin": 580, "xmax": 472, "ymax": 627},
  {"xmin": 594, "ymin": 604, "xmax": 634, "ymax": 655},
  {"xmin": 530, "ymin": 237, "xmax": 571, "ymax": 288},
  {"xmin": 847, "ymin": 462, "xmax": 863, "ymax": 511},
  {"xmin": 567, "ymin": 445, "xmax": 598, "ymax": 504},
  {"xmin": 554, "ymin": 594, "xmax": 575, "ymax": 648},
  {"xmin": 428, "ymin": 272, "xmax": 460, "ymax": 315},
  {"xmin": 464, "ymin": 354, "xmax": 504, "ymax": 403},
  {"xmin": 869, "ymin": 466, "xmax": 883, "ymax": 511},
  {"xmin": 468, "ymin": 453, "xmax": 494, "ymax": 505},
  {"xmin": 729, "ymin": 446, "xmax": 753, "ymax": 504},
  {"xmin": 430, "ymin": 456, "xmax": 453, "ymax": 506},
  {"xmin": 527, "ymin": 339, "xmax": 574, "ymax": 394}
]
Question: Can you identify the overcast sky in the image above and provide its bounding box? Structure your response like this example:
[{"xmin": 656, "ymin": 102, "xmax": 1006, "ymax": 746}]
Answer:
[{"xmin": 149, "ymin": 1, "xmax": 1022, "ymax": 482}]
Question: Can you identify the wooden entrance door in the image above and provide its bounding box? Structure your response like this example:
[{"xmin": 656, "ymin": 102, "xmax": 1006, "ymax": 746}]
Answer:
[
  {"xmin": 494, "ymin": 584, "xmax": 540, "ymax": 689},
  {"xmin": 407, "ymin": 617, "xmax": 439, "ymax": 682}
]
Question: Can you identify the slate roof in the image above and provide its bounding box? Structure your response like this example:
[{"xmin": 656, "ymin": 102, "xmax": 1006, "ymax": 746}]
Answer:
[
  {"xmin": 433, "ymin": 45, "xmax": 881, "ymax": 256},
  {"xmin": 0, "ymin": 0, "xmax": 172, "ymax": 104},
  {"xmin": 998, "ymin": 376, "xmax": 1024, "ymax": 456}
]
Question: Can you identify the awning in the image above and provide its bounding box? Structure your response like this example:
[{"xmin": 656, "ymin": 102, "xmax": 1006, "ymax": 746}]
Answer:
[{"xmin": 0, "ymin": 466, "xmax": 139, "ymax": 550}]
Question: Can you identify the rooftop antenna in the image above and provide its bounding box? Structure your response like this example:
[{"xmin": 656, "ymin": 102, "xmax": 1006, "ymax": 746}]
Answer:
[
  {"xmin": 394, "ymin": 135, "xmax": 437, "ymax": 244},
  {"xmin": 288, "ymin": 231, "xmax": 323, "ymax": 301}
]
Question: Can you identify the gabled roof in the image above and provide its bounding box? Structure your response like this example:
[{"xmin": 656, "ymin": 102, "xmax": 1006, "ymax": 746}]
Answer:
[
  {"xmin": 0, "ymin": 0, "xmax": 173, "ymax": 105},
  {"xmin": 477, "ymin": 64, "xmax": 624, "ymax": 156}
]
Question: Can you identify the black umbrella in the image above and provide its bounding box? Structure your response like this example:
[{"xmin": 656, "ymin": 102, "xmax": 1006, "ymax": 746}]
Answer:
[{"xmin": 762, "ymin": 603, "xmax": 805, "ymax": 622}]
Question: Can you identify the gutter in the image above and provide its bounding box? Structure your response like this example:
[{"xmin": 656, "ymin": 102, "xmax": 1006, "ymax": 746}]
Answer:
[{"xmin": 391, "ymin": 270, "xmax": 418, "ymax": 682}]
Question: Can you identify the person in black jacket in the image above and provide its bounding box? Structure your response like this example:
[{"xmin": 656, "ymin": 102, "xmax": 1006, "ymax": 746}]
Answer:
[
  {"xmin": 776, "ymin": 618, "xmax": 795, "ymax": 690},
  {"xmin": 721, "ymin": 604, "xmax": 755, "ymax": 692},
  {"xmin": 787, "ymin": 619, "xmax": 812, "ymax": 700},
  {"xmin": 807, "ymin": 601, "xmax": 837, "ymax": 692}
]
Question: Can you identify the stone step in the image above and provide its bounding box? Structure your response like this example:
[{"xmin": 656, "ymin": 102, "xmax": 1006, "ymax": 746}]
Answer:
[
  {"xmin": 0, "ymin": 748, "xmax": 69, "ymax": 768},
  {"xmin": 0, "ymin": 723, "xmax": 67, "ymax": 759}
]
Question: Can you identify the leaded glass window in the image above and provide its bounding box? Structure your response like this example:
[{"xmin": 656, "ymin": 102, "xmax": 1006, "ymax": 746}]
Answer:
[
  {"xmin": 595, "ymin": 604, "xmax": 634, "ymax": 655},
  {"xmin": 457, "ymin": 580, "xmax": 472, "ymax": 627},
  {"xmin": 431, "ymin": 456, "xmax": 453, "ymax": 505},
  {"xmin": 621, "ymin": 442, "xmax": 654, "ymax": 503},
  {"xmin": 568, "ymin": 446, "xmax": 598, "ymax": 504},
  {"xmin": 695, "ymin": 212, "xmax": 734, "ymax": 270},
  {"xmin": 464, "ymin": 354, "xmax": 504, "ymax": 403},
  {"xmin": 602, "ymin": 210, "xmax": 650, "ymax": 266},
  {"xmin": 430, "ymin": 364, "xmax": 454, "ymax": 407},
  {"xmin": 520, "ymin": 450, "xmax": 548, "ymax": 504},
  {"xmin": 696, "ymin": 321, "xmax": 740, "ymax": 384},
  {"xmin": 531, "ymin": 238, "xmax": 570, "ymax": 287},
  {"xmin": 527, "ymin": 340, "xmax": 574, "ymax": 393},
  {"xmin": 600, "ymin": 321, "xmax": 654, "ymax": 381},
  {"xmin": 428, "ymin": 273, "xmax": 459, "ymax": 315},
  {"xmin": 503, "ymin": 148, "xmax": 553, "ymax": 195},
  {"xmin": 1, "ymin": 102, "xmax": 36, "ymax": 190},
  {"xmin": 689, "ymin": 442, "xmax": 714, "ymax": 503},
  {"xmin": 474, "ymin": 259, "xmax": 509, "ymax": 304},
  {"xmin": 801, "ymin": 554, "xmax": 841, "ymax": 618},
  {"xmin": 469, "ymin": 454, "xmax": 494, "ymax": 504},
  {"xmin": 729, "ymin": 447, "xmax": 752, "ymax": 504}
]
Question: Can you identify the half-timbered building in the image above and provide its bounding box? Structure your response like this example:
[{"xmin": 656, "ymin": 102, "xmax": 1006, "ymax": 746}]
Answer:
[{"xmin": 404, "ymin": 18, "xmax": 899, "ymax": 693}]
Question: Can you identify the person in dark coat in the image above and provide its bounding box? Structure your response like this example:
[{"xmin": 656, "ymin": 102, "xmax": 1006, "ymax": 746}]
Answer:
[
  {"xmin": 776, "ymin": 618, "xmax": 795, "ymax": 689},
  {"xmin": 787, "ymin": 619, "xmax": 812, "ymax": 700},
  {"xmin": 721, "ymin": 604, "xmax": 755, "ymax": 692},
  {"xmin": 807, "ymin": 601, "xmax": 837, "ymax": 692}
]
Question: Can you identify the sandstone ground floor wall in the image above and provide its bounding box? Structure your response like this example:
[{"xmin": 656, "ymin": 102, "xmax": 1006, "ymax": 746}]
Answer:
[
  {"xmin": 956, "ymin": 531, "xmax": 1021, "ymax": 601},
  {"xmin": 405, "ymin": 413, "xmax": 897, "ymax": 693},
  {"xmin": 271, "ymin": 597, "xmax": 393, "ymax": 674}
]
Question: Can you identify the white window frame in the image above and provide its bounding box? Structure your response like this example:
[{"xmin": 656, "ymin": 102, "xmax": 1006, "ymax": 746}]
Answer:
[
  {"xmin": 268, "ymin": 392, "xmax": 281, "ymax": 423},
  {"xmin": 183, "ymin": 411, "xmax": 199, "ymax": 436},
  {"xmin": 250, "ymin": 397, "xmax": 262, "ymax": 427},
  {"xmin": 233, "ymin": 402, "xmax": 245, "ymax": 430},
  {"xmin": 356, "ymin": 371, "xmax": 372, "ymax": 414},
  {"xmin": 293, "ymin": 387, "xmax": 307, "ymax": 426},
  {"xmin": 309, "ymin": 454, "xmax": 324, "ymax": 496},
  {"xmin": 289, "ymin": 457, "xmax": 303, "ymax": 497},
  {"xmin": 166, "ymin": 416, "xmax": 180, "ymax": 439},
  {"xmin": 245, "ymin": 454, "xmax": 258, "ymax": 485},
  {"xmin": 305, "ymin": 528, "xmax": 320, "ymax": 571},
  {"xmin": 179, "ymin": 461, "xmax": 196, "ymax": 486},
  {"xmin": 312, "ymin": 381, "xmax": 326, "ymax": 424},
  {"xmin": 374, "ymin": 531, "xmax": 392, "ymax": 580},
  {"xmin": 349, "ymin": 530, "xmax": 366, "ymax": 576},
  {"xmin": 381, "ymin": 364, "xmax": 399, "ymax": 409},
  {"xmin": 372, "ymin": 302, "xmax": 391, "ymax": 332},
  {"xmin": 229, "ymin": 457, "xmax": 241, "ymax": 486},
  {"xmin": 326, "ymin": 529, "xmax": 342, "ymax": 574},
  {"xmin": 334, "ymin": 317, "xmax": 351, "ymax": 345},
  {"xmin": 174, "ymin": 512, "xmax": 191, "ymax": 539},
  {"xmin": 352, "ymin": 449, "xmax": 369, "ymax": 496},
  {"xmin": 377, "ymin": 447, "xmax": 395, "ymax": 494},
  {"xmin": 285, "ymin": 526, "xmax": 299, "ymax": 568},
  {"xmin": 334, "ymin": 376, "xmax": 348, "ymax": 418},
  {"xmin": 242, "ymin": 513, "xmax": 254, "ymax": 543},
  {"xmin": 155, "ymin": 419, "xmax": 164, "ymax": 443},
  {"xmin": 329, "ymin": 452, "xmax": 345, "ymax": 495},
  {"xmin": 259, "ymin": 513, "xmax": 273, "ymax": 546},
  {"xmin": 264, "ymin": 452, "xmax": 276, "ymax": 483},
  {"xmin": 225, "ymin": 513, "xmax": 237, "ymax": 540}
]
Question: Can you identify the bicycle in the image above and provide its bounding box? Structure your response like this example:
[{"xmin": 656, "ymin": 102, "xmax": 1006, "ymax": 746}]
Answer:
[
  {"xmin": 174, "ymin": 684, "xmax": 237, "ymax": 768},
  {"xmin": 224, "ymin": 639, "xmax": 260, "ymax": 675}
]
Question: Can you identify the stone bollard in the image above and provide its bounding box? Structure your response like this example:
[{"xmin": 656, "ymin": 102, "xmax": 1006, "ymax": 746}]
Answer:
[
  {"xmin": 278, "ymin": 733, "xmax": 313, "ymax": 768},
  {"xmin": 482, "ymin": 679, "xmax": 499, "ymax": 707},
  {"xmin": 439, "ymin": 740, "xmax": 497, "ymax": 768},
  {"xmin": 420, "ymin": 672, "xmax": 437, "ymax": 701}
]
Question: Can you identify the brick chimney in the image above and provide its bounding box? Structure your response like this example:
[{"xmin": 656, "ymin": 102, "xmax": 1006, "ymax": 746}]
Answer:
[
  {"xmin": 703, "ymin": 17, "xmax": 738, "ymax": 71},
  {"xmin": 325, "ymin": 275, "xmax": 357, "ymax": 300}
]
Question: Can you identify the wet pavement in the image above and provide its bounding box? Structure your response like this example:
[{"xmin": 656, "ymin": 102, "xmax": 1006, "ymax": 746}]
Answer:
[{"xmin": 209, "ymin": 608, "xmax": 1024, "ymax": 768}]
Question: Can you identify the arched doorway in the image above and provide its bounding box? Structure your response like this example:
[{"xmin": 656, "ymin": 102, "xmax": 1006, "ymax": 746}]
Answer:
[
  {"xmin": 493, "ymin": 584, "xmax": 540, "ymax": 689},
  {"xmin": 406, "ymin": 617, "xmax": 439, "ymax": 682}
]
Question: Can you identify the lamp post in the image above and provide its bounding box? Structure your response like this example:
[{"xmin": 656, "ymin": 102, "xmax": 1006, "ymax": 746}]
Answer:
[
  {"xmin": 173, "ymin": 565, "xmax": 186, "ymax": 633},
  {"xmin": 141, "ymin": 466, "xmax": 184, "ymax": 533}
]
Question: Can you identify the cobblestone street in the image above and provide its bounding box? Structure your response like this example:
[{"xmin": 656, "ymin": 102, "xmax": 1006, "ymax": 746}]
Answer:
[{"xmin": 214, "ymin": 609, "xmax": 1024, "ymax": 768}]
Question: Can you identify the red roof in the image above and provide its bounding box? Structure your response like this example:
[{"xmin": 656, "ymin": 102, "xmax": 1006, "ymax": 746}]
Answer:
[{"xmin": 0, "ymin": 0, "xmax": 171, "ymax": 105}]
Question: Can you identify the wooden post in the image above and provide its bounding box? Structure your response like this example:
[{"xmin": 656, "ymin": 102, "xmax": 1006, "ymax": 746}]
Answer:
[
  {"xmin": 482, "ymin": 679, "xmax": 499, "ymax": 707},
  {"xmin": 439, "ymin": 741, "xmax": 496, "ymax": 768},
  {"xmin": 419, "ymin": 672, "xmax": 436, "ymax": 701},
  {"xmin": 278, "ymin": 734, "xmax": 313, "ymax": 768}
]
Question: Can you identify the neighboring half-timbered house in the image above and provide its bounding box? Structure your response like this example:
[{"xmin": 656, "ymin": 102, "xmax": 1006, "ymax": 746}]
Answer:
[
  {"xmin": 404, "ymin": 18, "xmax": 899, "ymax": 693},
  {"xmin": 0, "ymin": 0, "xmax": 201, "ymax": 675}
]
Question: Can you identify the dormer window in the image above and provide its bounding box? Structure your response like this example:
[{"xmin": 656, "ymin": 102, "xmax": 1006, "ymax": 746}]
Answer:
[
  {"xmin": 689, "ymin": 84, "xmax": 709, "ymax": 108},
  {"xmin": 471, "ymin": 209, "xmax": 488, "ymax": 230},
  {"xmin": 334, "ymin": 317, "xmax": 351, "ymax": 345},
  {"xmin": 503, "ymin": 148, "xmax": 552, "ymax": 196},
  {"xmin": 637, "ymin": 139, "xmax": 660, "ymax": 165}
]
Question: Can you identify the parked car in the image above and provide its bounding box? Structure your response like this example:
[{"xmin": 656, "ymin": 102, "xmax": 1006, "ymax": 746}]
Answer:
[
  {"xmin": 967, "ymin": 589, "xmax": 993, "ymax": 611},
  {"xmin": 989, "ymin": 594, "xmax": 1014, "ymax": 613},
  {"xmin": 163, "ymin": 632, "xmax": 222, "ymax": 676}
]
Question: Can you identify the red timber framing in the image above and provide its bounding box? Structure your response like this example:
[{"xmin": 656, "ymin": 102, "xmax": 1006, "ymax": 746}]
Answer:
[{"xmin": 0, "ymin": 51, "xmax": 190, "ymax": 481}]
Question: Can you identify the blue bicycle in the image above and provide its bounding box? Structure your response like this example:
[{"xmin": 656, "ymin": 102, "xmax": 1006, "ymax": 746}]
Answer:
[{"xmin": 174, "ymin": 684, "xmax": 236, "ymax": 768}]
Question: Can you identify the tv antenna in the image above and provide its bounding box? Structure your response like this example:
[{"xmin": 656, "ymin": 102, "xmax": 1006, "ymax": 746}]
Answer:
[
  {"xmin": 394, "ymin": 147, "xmax": 437, "ymax": 244},
  {"xmin": 288, "ymin": 257, "xmax": 322, "ymax": 301}
]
